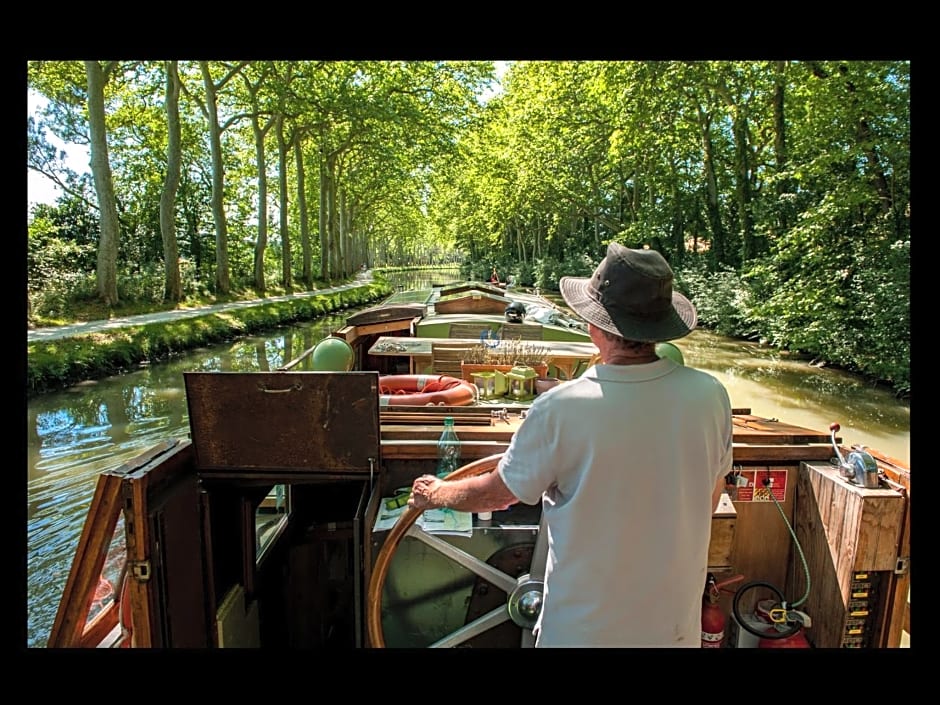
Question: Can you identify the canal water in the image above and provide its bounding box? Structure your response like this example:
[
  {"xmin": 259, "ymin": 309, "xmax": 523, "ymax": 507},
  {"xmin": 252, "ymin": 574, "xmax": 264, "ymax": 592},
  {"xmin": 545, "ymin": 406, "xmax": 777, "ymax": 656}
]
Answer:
[{"xmin": 26, "ymin": 271, "xmax": 910, "ymax": 648}]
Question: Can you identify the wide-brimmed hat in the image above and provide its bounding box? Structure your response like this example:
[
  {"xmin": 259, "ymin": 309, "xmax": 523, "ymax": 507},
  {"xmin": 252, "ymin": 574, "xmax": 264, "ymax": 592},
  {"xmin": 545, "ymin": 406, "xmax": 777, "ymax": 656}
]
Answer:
[{"xmin": 559, "ymin": 242, "xmax": 697, "ymax": 342}]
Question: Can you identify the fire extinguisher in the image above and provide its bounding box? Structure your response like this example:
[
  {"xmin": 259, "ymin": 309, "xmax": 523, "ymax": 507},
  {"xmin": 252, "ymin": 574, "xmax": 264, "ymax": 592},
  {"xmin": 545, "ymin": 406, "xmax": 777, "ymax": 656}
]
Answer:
[
  {"xmin": 732, "ymin": 581, "xmax": 812, "ymax": 648},
  {"xmin": 701, "ymin": 573, "xmax": 745, "ymax": 648}
]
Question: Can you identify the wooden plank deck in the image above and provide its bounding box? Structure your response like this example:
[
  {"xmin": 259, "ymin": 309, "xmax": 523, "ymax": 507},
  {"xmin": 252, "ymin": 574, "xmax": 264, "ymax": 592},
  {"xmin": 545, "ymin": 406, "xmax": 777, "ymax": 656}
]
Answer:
[{"xmin": 378, "ymin": 411, "xmax": 834, "ymax": 448}]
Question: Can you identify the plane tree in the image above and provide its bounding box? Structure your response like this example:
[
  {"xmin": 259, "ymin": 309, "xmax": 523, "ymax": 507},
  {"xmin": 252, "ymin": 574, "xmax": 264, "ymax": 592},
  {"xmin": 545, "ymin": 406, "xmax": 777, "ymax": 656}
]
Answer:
[
  {"xmin": 29, "ymin": 60, "xmax": 140, "ymax": 306},
  {"xmin": 195, "ymin": 60, "xmax": 249, "ymax": 295}
]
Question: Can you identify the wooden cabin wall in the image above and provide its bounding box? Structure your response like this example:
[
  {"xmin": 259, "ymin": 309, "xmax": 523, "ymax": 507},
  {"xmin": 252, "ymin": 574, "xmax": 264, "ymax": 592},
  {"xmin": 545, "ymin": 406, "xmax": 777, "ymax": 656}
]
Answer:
[
  {"xmin": 138, "ymin": 470, "xmax": 212, "ymax": 648},
  {"xmin": 879, "ymin": 460, "xmax": 911, "ymax": 648},
  {"xmin": 336, "ymin": 319, "xmax": 415, "ymax": 373},
  {"xmin": 725, "ymin": 463, "xmax": 799, "ymax": 616}
]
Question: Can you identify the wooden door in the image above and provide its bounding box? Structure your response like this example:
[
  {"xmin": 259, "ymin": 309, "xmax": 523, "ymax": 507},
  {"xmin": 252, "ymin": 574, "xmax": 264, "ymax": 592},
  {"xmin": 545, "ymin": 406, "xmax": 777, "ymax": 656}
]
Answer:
[{"xmin": 48, "ymin": 439, "xmax": 209, "ymax": 648}]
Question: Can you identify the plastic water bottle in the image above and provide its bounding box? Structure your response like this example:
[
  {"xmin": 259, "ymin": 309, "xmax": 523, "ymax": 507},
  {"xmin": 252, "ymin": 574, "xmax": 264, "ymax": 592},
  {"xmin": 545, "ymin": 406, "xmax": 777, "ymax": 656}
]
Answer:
[{"xmin": 436, "ymin": 416, "xmax": 461, "ymax": 478}]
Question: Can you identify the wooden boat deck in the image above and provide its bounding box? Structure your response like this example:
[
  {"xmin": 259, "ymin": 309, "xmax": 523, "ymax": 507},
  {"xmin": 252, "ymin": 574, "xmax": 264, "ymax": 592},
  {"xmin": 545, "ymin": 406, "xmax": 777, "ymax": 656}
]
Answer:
[
  {"xmin": 438, "ymin": 281, "xmax": 505, "ymax": 297},
  {"xmin": 377, "ymin": 408, "xmax": 836, "ymax": 459}
]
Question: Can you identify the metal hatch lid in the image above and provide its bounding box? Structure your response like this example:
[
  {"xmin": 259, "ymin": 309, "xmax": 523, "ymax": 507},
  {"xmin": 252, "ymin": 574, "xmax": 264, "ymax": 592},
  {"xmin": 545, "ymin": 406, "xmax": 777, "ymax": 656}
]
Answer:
[
  {"xmin": 346, "ymin": 302, "xmax": 428, "ymax": 326},
  {"xmin": 184, "ymin": 371, "xmax": 381, "ymax": 475}
]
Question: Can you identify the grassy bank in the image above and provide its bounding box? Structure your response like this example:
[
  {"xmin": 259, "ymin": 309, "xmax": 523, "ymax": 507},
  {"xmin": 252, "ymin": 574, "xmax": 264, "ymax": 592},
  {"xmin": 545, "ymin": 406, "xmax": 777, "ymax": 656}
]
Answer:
[{"xmin": 27, "ymin": 280, "xmax": 393, "ymax": 398}]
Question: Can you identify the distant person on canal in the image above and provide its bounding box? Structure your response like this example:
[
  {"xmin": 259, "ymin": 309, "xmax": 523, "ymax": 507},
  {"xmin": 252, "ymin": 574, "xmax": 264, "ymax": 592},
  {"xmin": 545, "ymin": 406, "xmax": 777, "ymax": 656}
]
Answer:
[
  {"xmin": 408, "ymin": 242, "xmax": 733, "ymax": 647},
  {"xmin": 490, "ymin": 267, "xmax": 500, "ymax": 284}
]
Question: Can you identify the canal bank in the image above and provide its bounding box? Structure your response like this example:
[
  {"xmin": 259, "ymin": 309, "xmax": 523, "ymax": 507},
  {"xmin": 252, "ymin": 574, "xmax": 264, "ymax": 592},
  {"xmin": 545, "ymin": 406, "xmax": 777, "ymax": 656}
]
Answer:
[{"xmin": 26, "ymin": 271, "xmax": 390, "ymax": 397}]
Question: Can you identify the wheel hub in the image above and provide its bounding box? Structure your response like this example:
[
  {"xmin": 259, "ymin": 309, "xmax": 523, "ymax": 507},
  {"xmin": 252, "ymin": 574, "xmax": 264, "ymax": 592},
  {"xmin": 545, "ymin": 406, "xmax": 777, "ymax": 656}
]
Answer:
[
  {"xmin": 507, "ymin": 575, "xmax": 543, "ymax": 629},
  {"xmin": 461, "ymin": 543, "xmax": 536, "ymax": 647}
]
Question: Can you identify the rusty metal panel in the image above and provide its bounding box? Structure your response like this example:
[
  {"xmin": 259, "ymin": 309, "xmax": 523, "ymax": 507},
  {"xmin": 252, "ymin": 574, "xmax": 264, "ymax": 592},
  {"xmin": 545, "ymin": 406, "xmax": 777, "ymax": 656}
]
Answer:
[{"xmin": 184, "ymin": 372, "xmax": 380, "ymax": 475}]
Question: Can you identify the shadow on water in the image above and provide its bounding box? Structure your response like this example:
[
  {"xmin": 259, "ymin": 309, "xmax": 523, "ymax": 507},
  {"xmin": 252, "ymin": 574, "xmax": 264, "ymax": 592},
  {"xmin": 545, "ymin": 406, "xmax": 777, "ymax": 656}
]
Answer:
[{"xmin": 25, "ymin": 269, "xmax": 909, "ymax": 648}]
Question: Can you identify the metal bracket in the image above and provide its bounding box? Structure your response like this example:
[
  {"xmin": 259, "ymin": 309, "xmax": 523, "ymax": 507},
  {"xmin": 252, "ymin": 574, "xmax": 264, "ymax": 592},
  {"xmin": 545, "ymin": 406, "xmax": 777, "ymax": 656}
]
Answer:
[
  {"xmin": 895, "ymin": 556, "xmax": 909, "ymax": 575},
  {"xmin": 130, "ymin": 560, "xmax": 152, "ymax": 582}
]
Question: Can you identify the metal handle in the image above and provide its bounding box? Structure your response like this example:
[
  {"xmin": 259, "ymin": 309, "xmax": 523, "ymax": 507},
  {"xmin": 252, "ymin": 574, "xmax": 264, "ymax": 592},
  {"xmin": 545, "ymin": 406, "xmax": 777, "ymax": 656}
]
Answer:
[{"xmin": 257, "ymin": 381, "xmax": 303, "ymax": 394}]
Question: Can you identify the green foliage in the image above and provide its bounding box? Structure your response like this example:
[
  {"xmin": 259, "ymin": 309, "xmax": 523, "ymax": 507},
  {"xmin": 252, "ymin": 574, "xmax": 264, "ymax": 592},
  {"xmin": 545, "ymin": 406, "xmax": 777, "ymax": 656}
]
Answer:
[
  {"xmin": 27, "ymin": 60, "xmax": 910, "ymax": 395},
  {"xmin": 674, "ymin": 259, "xmax": 756, "ymax": 339},
  {"xmin": 847, "ymin": 238, "xmax": 909, "ymax": 393},
  {"xmin": 26, "ymin": 281, "xmax": 393, "ymax": 396},
  {"xmin": 27, "ymin": 203, "xmax": 97, "ymax": 285},
  {"xmin": 739, "ymin": 198, "xmax": 910, "ymax": 394},
  {"xmin": 523, "ymin": 253, "xmax": 596, "ymax": 292}
]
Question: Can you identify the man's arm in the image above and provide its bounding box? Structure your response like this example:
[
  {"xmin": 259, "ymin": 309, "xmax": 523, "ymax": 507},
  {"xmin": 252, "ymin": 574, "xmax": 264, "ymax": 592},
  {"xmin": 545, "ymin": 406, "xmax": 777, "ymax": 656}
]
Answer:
[{"xmin": 409, "ymin": 470, "xmax": 520, "ymax": 514}]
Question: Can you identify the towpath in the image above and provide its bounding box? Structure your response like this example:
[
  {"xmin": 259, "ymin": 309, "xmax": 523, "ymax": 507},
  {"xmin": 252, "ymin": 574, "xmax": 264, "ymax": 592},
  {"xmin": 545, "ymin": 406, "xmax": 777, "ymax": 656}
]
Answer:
[{"xmin": 27, "ymin": 271, "xmax": 373, "ymax": 344}]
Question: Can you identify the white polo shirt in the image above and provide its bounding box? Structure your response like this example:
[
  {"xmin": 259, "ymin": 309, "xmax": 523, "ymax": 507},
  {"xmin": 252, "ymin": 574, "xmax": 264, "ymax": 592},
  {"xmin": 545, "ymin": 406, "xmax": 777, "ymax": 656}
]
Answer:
[{"xmin": 497, "ymin": 359, "xmax": 733, "ymax": 647}]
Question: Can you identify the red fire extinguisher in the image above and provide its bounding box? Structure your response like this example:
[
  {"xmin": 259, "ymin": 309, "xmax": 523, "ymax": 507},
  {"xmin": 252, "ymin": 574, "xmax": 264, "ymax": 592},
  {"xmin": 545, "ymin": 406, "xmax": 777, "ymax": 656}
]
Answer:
[
  {"xmin": 756, "ymin": 599, "xmax": 812, "ymax": 648},
  {"xmin": 732, "ymin": 581, "xmax": 812, "ymax": 648},
  {"xmin": 701, "ymin": 573, "xmax": 745, "ymax": 648}
]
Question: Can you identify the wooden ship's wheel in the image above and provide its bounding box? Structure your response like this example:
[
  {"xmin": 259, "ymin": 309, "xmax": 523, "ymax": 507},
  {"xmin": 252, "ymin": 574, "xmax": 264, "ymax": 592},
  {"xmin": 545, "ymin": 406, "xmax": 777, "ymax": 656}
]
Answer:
[{"xmin": 366, "ymin": 453, "xmax": 547, "ymax": 648}]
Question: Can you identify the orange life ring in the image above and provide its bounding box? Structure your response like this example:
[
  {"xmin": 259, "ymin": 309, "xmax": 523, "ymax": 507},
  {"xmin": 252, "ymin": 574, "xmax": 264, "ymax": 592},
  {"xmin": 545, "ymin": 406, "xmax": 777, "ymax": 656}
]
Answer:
[
  {"xmin": 91, "ymin": 575, "xmax": 114, "ymax": 612},
  {"xmin": 379, "ymin": 374, "xmax": 477, "ymax": 406}
]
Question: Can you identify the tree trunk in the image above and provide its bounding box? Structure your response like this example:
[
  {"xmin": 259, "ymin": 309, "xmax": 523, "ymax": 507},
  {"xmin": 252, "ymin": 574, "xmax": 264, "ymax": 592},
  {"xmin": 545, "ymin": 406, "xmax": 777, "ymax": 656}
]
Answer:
[
  {"xmin": 338, "ymin": 185, "xmax": 348, "ymax": 277},
  {"xmin": 200, "ymin": 61, "xmax": 231, "ymax": 295},
  {"xmin": 295, "ymin": 137, "xmax": 312, "ymax": 288},
  {"xmin": 326, "ymin": 153, "xmax": 340, "ymax": 278},
  {"xmin": 699, "ymin": 109, "xmax": 728, "ymax": 268},
  {"xmin": 85, "ymin": 60, "xmax": 121, "ymax": 306},
  {"xmin": 731, "ymin": 110, "xmax": 757, "ymax": 262},
  {"xmin": 772, "ymin": 60, "xmax": 792, "ymax": 236},
  {"xmin": 160, "ymin": 60, "xmax": 182, "ymax": 303},
  {"xmin": 251, "ymin": 112, "xmax": 269, "ymax": 294},
  {"xmin": 318, "ymin": 147, "xmax": 329, "ymax": 280},
  {"xmin": 276, "ymin": 115, "xmax": 292, "ymax": 291}
]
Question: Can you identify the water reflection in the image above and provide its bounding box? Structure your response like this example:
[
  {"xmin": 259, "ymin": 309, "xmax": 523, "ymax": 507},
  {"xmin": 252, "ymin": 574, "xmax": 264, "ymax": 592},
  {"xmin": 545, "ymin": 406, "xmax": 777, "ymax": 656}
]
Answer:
[
  {"xmin": 26, "ymin": 312, "xmax": 349, "ymax": 648},
  {"xmin": 678, "ymin": 333, "xmax": 909, "ymax": 462},
  {"xmin": 26, "ymin": 271, "xmax": 909, "ymax": 648}
]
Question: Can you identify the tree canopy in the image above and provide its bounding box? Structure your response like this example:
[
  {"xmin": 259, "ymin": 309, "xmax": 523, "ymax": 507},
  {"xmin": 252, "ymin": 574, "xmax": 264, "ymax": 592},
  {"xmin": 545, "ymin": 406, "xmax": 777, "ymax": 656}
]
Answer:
[{"xmin": 27, "ymin": 59, "xmax": 910, "ymax": 393}]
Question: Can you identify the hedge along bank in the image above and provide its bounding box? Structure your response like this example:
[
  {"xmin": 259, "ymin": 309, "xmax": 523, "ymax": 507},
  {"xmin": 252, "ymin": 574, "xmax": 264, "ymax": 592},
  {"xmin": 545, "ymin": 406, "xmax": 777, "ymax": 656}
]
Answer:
[{"xmin": 26, "ymin": 282, "xmax": 392, "ymax": 397}]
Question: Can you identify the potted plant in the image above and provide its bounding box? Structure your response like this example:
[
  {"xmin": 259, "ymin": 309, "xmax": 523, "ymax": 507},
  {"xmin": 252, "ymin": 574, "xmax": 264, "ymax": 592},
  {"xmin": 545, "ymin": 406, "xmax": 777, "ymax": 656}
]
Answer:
[{"xmin": 460, "ymin": 337, "xmax": 550, "ymax": 382}]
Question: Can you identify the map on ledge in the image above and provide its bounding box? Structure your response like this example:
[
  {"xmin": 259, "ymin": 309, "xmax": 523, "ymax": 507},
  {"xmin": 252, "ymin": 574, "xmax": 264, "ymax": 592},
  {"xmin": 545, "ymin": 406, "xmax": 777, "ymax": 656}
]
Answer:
[{"xmin": 373, "ymin": 500, "xmax": 473, "ymax": 537}]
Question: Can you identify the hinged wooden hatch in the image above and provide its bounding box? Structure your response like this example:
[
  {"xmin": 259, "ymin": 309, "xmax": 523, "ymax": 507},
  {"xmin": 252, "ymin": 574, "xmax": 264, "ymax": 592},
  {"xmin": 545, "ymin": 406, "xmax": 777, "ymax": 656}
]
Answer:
[{"xmin": 184, "ymin": 371, "xmax": 381, "ymax": 477}]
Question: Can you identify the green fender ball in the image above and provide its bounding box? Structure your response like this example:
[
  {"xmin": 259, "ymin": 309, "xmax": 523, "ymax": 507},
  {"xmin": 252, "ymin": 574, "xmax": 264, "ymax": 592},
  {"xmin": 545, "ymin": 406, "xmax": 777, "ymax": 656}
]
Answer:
[
  {"xmin": 655, "ymin": 342, "xmax": 685, "ymax": 365},
  {"xmin": 312, "ymin": 337, "xmax": 355, "ymax": 371}
]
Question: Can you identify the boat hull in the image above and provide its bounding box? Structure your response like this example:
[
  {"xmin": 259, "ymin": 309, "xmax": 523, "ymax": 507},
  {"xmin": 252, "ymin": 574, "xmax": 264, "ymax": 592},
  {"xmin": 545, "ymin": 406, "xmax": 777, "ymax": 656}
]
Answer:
[{"xmin": 48, "ymin": 283, "xmax": 911, "ymax": 649}]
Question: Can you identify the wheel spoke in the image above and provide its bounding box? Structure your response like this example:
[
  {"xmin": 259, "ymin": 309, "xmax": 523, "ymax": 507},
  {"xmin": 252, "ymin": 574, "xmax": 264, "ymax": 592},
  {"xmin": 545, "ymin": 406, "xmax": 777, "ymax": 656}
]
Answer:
[
  {"xmin": 429, "ymin": 606, "xmax": 510, "ymax": 648},
  {"xmin": 407, "ymin": 524, "xmax": 517, "ymax": 593}
]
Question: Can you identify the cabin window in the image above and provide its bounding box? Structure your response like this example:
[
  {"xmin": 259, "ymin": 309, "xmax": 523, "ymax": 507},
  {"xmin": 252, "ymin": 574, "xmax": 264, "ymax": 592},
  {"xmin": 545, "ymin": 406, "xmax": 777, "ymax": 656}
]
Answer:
[{"xmin": 255, "ymin": 484, "xmax": 291, "ymax": 563}]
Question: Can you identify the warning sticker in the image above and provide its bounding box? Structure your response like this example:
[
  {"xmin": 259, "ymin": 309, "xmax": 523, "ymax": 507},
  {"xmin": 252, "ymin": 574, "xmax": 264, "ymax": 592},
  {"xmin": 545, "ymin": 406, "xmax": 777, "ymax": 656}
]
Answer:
[{"xmin": 734, "ymin": 469, "xmax": 787, "ymax": 502}]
